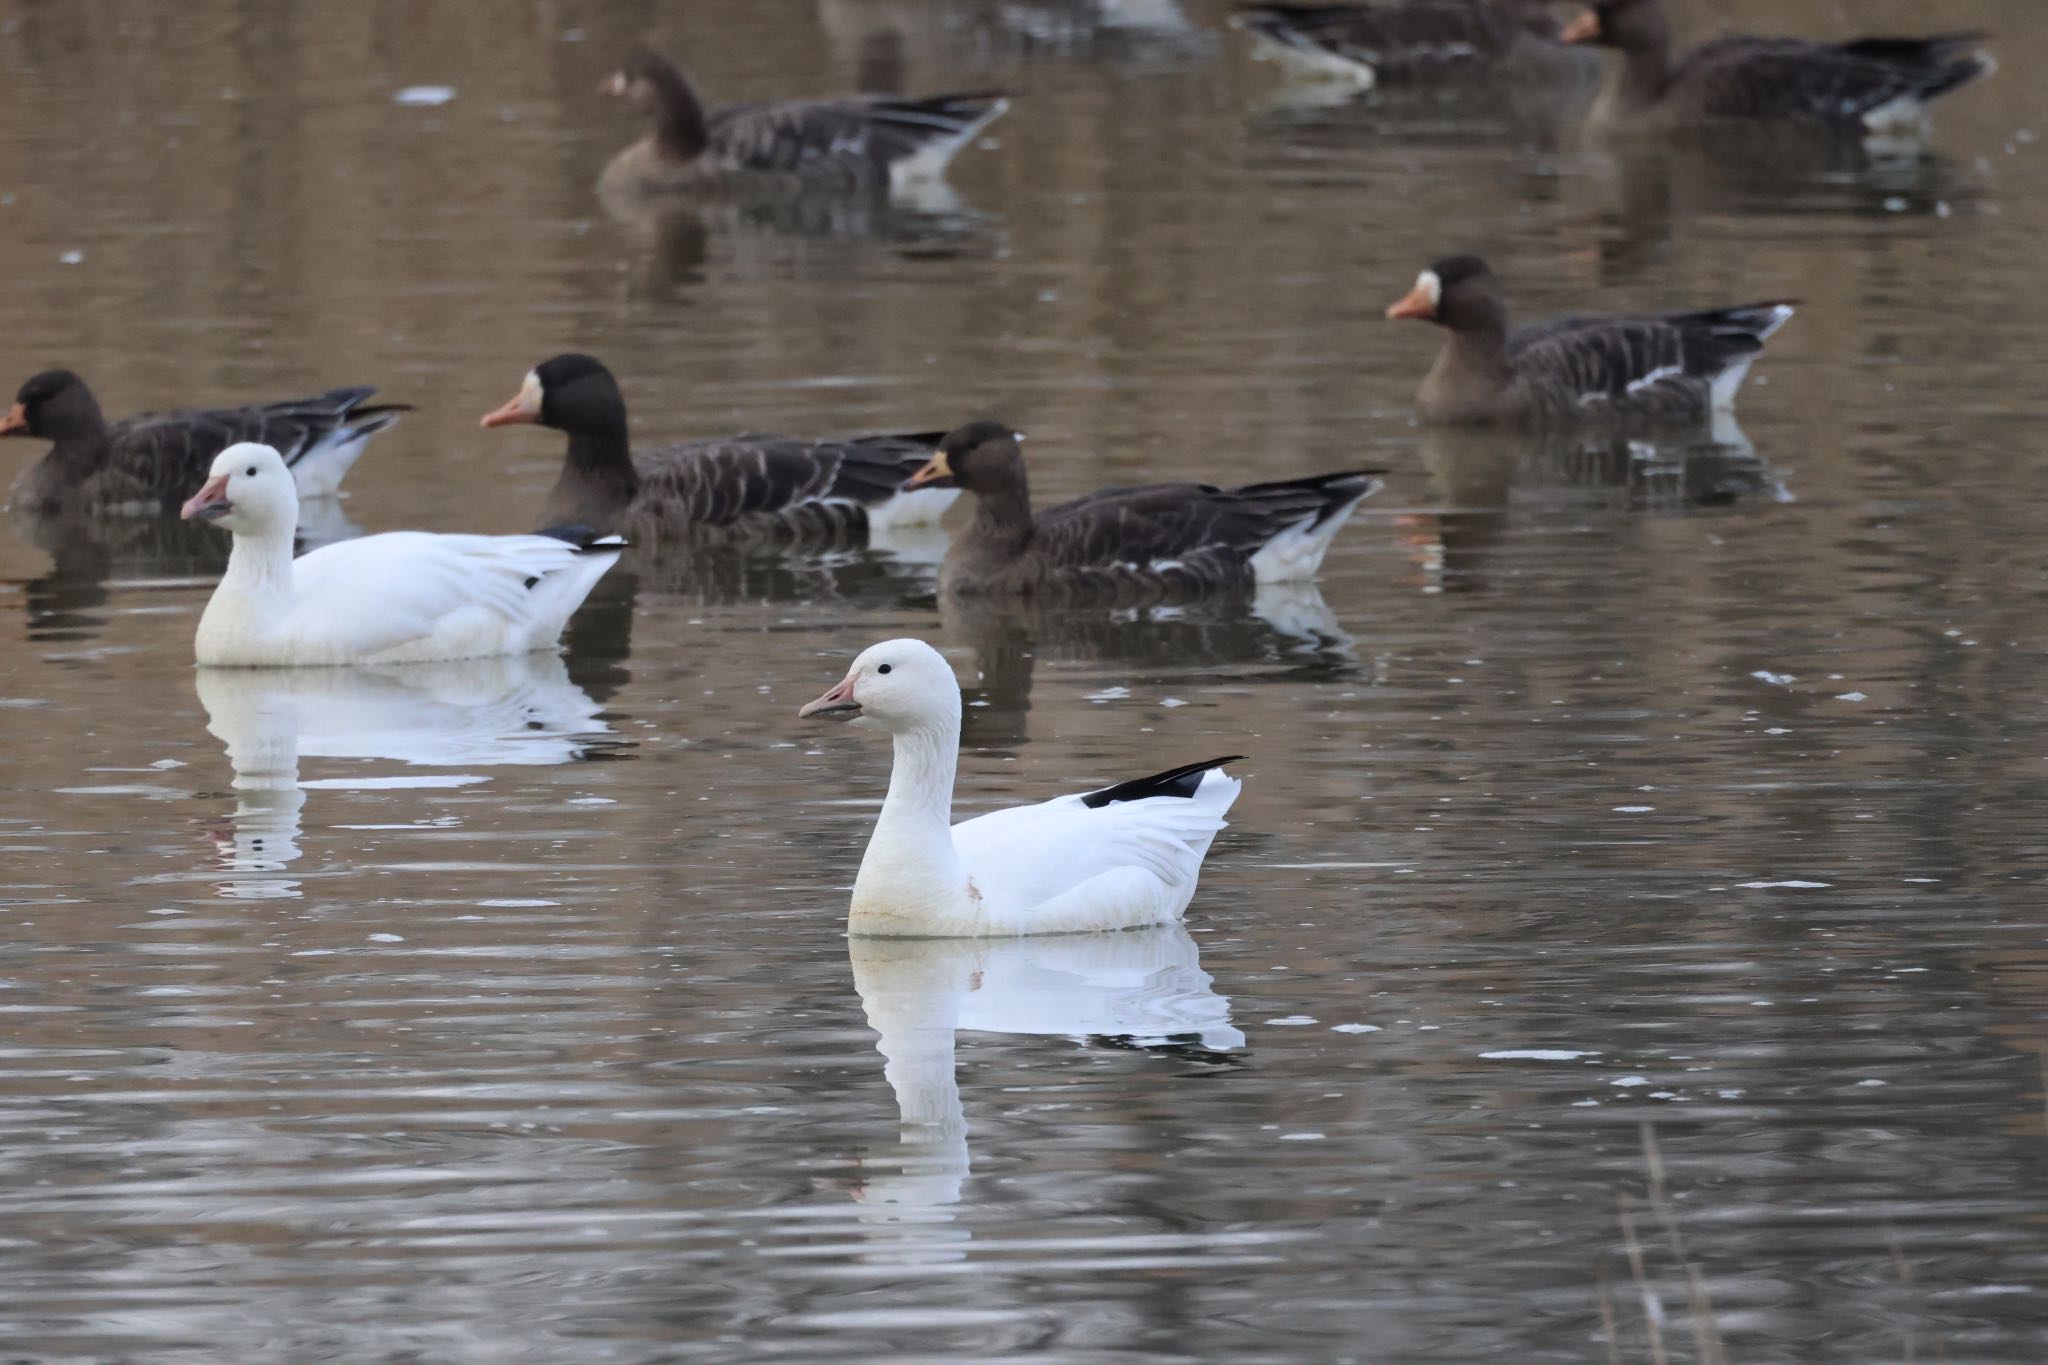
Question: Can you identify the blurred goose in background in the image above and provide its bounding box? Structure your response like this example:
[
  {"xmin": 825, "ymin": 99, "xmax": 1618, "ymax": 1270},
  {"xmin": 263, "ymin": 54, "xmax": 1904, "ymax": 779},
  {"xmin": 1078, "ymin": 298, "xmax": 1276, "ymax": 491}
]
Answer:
[
  {"xmin": 180, "ymin": 443, "xmax": 623, "ymax": 666},
  {"xmin": 800, "ymin": 638, "xmax": 1243, "ymax": 936},
  {"xmin": 597, "ymin": 49, "xmax": 1008, "ymax": 198},
  {"xmin": 1562, "ymin": 0, "xmax": 1993, "ymax": 138},
  {"xmin": 1235, "ymin": 0, "xmax": 1595, "ymax": 88},
  {"xmin": 481, "ymin": 353, "xmax": 957, "ymax": 548},
  {"xmin": 1386, "ymin": 255, "xmax": 1794, "ymax": 429},
  {"xmin": 1, "ymin": 368, "xmax": 407, "ymax": 516},
  {"xmin": 907, "ymin": 421, "xmax": 1380, "ymax": 600}
]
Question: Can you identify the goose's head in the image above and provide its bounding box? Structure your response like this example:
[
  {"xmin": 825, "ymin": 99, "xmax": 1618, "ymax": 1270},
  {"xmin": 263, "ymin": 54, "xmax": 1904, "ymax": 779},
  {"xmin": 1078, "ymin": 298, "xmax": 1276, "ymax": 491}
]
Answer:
[
  {"xmin": 1385, "ymin": 255, "xmax": 1507, "ymax": 333},
  {"xmin": 598, "ymin": 50, "xmax": 684, "ymax": 108},
  {"xmin": 480, "ymin": 354, "xmax": 628, "ymax": 438},
  {"xmin": 799, "ymin": 638, "xmax": 961, "ymax": 730},
  {"xmin": 0, "ymin": 368, "xmax": 103, "ymax": 441},
  {"xmin": 1560, "ymin": 0, "xmax": 1665, "ymax": 53},
  {"xmin": 905, "ymin": 421, "xmax": 1024, "ymax": 492},
  {"xmin": 181, "ymin": 442, "xmax": 296, "ymax": 531}
]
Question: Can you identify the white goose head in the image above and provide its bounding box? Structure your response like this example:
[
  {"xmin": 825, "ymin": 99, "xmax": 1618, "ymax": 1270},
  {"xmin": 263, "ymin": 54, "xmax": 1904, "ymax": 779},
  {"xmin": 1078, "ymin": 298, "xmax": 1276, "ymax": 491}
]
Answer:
[
  {"xmin": 181, "ymin": 442, "xmax": 298, "ymax": 535},
  {"xmin": 799, "ymin": 638, "xmax": 961, "ymax": 732}
]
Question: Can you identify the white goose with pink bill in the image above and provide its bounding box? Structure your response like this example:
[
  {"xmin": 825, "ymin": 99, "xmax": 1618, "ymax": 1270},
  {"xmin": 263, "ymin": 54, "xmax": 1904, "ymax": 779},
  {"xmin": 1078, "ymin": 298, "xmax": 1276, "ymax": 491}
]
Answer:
[{"xmin": 800, "ymin": 638, "xmax": 1243, "ymax": 937}]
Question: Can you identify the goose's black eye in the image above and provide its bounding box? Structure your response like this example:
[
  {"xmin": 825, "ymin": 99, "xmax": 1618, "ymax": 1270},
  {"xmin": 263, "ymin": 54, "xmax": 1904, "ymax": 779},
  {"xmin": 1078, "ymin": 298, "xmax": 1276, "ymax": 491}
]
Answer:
[
  {"xmin": 877, "ymin": 664, "xmax": 892, "ymax": 675},
  {"xmin": 244, "ymin": 466, "xmax": 256, "ymax": 477}
]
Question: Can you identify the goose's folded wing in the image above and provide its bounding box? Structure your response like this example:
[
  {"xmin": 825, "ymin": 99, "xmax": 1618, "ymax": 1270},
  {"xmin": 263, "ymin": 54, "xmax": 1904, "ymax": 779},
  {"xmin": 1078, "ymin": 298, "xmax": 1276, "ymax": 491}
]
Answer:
[
  {"xmin": 1031, "ymin": 478, "xmax": 1369, "ymax": 570},
  {"xmin": 952, "ymin": 787, "xmax": 1230, "ymax": 911},
  {"xmin": 707, "ymin": 95, "xmax": 1004, "ymax": 175},
  {"xmin": 1683, "ymin": 35, "xmax": 1989, "ymax": 119},
  {"xmin": 288, "ymin": 532, "xmax": 595, "ymax": 657},
  {"xmin": 112, "ymin": 388, "xmax": 407, "ymax": 505},
  {"xmin": 635, "ymin": 432, "xmax": 941, "ymax": 526},
  {"xmin": 1507, "ymin": 315, "xmax": 1696, "ymax": 404}
]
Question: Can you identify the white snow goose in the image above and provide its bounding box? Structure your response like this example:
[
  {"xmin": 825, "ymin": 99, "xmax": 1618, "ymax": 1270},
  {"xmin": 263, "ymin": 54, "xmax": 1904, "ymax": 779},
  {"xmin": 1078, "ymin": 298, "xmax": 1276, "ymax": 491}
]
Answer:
[
  {"xmin": 1562, "ymin": 0, "xmax": 1993, "ymax": 139},
  {"xmin": 1386, "ymin": 255, "xmax": 1795, "ymax": 429},
  {"xmin": 480, "ymin": 353, "xmax": 958, "ymax": 547},
  {"xmin": 906, "ymin": 421, "xmax": 1381, "ymax": 600},
  {"xmin": 799, "ymin": 637, "xmax": 1243, "ymax": 937},
  {"xmin": 2, "ymin": 368, "xmax": 408, "ymax": 516},
  {"xmin": 180, "ymin": 443, "xmax": 623, "ymax": 667},
  {"xmin": 597, "ymin": 49, "xmax": 1008, "ymax": 198}
]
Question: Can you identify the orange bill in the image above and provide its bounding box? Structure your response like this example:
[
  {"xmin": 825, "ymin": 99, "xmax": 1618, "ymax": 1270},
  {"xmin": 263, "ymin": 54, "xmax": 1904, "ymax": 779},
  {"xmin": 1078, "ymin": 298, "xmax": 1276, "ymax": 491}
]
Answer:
[
  {"xmin": 0, "ymin": 402, "xmax": 29, "ymax": 436},
  {"xmin": 904, "ymin": 450, "xmax": 953, "ymax": 489},
  {"xmin": 1385, "ymin": 282, "xmax": 1438, "ymax": 321},
  {"xmin": 1560, "ymin": 10, "xmax": 1601, "ymax": 44}
]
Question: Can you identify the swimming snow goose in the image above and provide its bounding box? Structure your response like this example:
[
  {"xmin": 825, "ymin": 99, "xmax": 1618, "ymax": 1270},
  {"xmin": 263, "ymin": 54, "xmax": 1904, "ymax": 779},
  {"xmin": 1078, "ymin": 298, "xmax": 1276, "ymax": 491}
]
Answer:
[
  {"xmin": 481, "ymin": 353, "xmax": 957, "ymax": 546},
  {"xmin": 597, "ymin": 50, "xmax": 1008, "ymax": 198},
  {"xmin": 2, "ymin": 368, "xmax": 408, "ymax": 516},
  {"xmin": 1387, "ymin": 255, "xmax": 1795, "ymax": 429},
  {"xmin": 800, "ymin": 637, "xmax": 1242, "ymax": 936},
  {"xmin": 906, "ymin": 422, "xmax": 1380, "ymax": 600},
  {"xmin": 1235, "ymin": 0, "xmax": 1596, "ymax": 89},
  {"xmin": 1562, "ymin": 0, "xmax": 1993, "ymax": 138},
  {"xmin": 180, "ymin": 443, "xmax": 622, "ymax": 667}
]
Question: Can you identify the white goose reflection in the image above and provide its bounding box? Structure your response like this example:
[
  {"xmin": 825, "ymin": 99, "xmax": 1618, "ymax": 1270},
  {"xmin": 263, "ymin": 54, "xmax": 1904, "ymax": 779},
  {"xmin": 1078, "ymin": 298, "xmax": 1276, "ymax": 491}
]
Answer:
[
  {"xmin": 195, "ymin": 655, "xmax": 612, "ymax": 898},
  {"xmin": 845, "ymin": 925, "xmax": 1241, "ymax": 1259}
]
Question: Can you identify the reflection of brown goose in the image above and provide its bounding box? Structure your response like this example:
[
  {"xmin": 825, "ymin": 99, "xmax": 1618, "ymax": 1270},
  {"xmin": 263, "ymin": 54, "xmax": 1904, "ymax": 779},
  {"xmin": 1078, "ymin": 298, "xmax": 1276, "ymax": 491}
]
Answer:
[
  {"xmin": 480, "ymin": 354, "xmax": 958, "ymax": 549},
  {"xmin": 1236, "ymin": 0, "xmax": 1594, "ymax": 86},
  {"xmin": 597, "ymin": 50, "xmax": 1007, "ymax": 198},
  {"xmin": 1386, "ymin": 256, "xmax": 1794, "ymax": 429},
  {"xmin": 2, "ymin": 369, "xmax": 407, "ymax": 515},
  {"xmin": 1562, "ymin": 0, "xmax": 1992, "ymax": 138},
  {"xmin": 909, "ymin": 422, "xmax": 1380, "ymax": 600}
]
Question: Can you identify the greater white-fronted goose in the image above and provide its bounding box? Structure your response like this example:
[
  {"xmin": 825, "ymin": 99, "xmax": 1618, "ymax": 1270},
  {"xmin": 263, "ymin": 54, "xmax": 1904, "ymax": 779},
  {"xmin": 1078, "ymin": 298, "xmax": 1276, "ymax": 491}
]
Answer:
[
  {"xmin": 597, "ymin": 50, "xmax": 1008, "ymax": 198},
  {"xmin": 1236, "ymin": 0, "xmax": 1595, "ymax": 87},
  {"xmin": 479, "ymin": 354, "xmax": 958, "ymax": 547},
  {"xmin": 1562, "ymin": 0, "xmax": 1993, "ymax": 137},
  {"xmin": 180, "ymin": 444, "xmax": 624, "ymax": 667},
  {"xmin": 1385, "ymin": 256, "xmax": 1795, "ymax": 429},
  {"xmin": 1, "ymin": 369, "xmax": 408, "ymax": 516},
  {"xmin": 799, "ymin": 637, "xmax": 1243, "ymax": 936},
  {"xmin": 906, "ymin": 421, "xmax": 1382, "ymax": 599}
]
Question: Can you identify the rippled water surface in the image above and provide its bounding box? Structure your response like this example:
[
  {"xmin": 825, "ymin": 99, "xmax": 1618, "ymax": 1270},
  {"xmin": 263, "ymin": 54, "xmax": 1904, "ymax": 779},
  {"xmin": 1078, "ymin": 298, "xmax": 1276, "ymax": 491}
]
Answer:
[{"xmin": 2, "ymin": 1, "xmax": 2046, "ymax": 1360}]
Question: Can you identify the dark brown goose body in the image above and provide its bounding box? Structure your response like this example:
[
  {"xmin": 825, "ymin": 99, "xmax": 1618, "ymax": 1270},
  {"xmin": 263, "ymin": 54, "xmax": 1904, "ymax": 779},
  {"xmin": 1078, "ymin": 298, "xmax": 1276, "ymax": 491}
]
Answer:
[
  {"xmin": 481, "ymin": 354, "xmax": 956, "ymax": 551},
  {"xmin": 1388, "ymin": 256, "xmax": 1794, "ymax": 430},
  {"xmin": 598, "ymin": 51, "xmax": 1007, "ymax": 197},
  {"xmin": 1565, "ymin": 0, "xmax": 1993, "ymax": 136},
  {"xmin": 1237, "ymin": 0, "xmax": 1595, "ymax": 84},
  {"xmin": 1, "ymin": 369, "xmax": 408, "ymax": 516},
  {"xmin": 911, "ymin": 422, "xmax": 1382, "ymax": 603}
]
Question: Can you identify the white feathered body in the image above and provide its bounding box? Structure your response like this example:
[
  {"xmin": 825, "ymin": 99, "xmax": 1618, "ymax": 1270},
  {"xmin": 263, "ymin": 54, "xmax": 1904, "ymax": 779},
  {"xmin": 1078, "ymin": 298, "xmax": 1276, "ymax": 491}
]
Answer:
[
  {"xmin": 848, "ymin": 726, "xmax": 1241, "ymax": 937},
  {"xmin": 195, "ymin": 530, "xmax": 619, "ymax": 667}
]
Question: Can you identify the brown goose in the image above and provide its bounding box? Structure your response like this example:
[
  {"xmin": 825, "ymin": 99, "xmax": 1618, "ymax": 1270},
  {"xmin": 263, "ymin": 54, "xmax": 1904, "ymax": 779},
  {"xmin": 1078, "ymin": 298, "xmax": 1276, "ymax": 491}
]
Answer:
[
  {"xmin": 1, "ymin": 369, "xmax": 408, "ymax": 516},
  {"xmin": 906, "ymin": 421, "xmax": 1382, "ymax": 600},
  {"xmin": 1562, "ymin": 0, "xmax": 1993, "ymax": 137},
  {"xmin": 1386, "ymin": 256, "xmax": 1795, "ymax": 429},
  {"xmin": 1235, "ymin": 0, "xmax": 1595, "ymax": 87},
  {"xmin": 479, "ymin": 354, "xmax": 957, "ymax": 548},
  {"xmin": 597, "ymin": 50, "xmax": 1008, "ymax": 198}
]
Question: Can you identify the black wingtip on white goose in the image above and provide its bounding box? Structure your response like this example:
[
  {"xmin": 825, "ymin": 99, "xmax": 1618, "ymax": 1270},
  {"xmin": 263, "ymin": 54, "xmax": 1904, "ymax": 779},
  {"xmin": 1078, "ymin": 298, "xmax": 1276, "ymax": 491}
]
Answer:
[
  {"xmin": 1388, "ymin": 255, "xmax": 1796, "ymax": 428},
  {"xmin": 1081, "ymin": 756, "xmax": 1249, "ymax": 810}
]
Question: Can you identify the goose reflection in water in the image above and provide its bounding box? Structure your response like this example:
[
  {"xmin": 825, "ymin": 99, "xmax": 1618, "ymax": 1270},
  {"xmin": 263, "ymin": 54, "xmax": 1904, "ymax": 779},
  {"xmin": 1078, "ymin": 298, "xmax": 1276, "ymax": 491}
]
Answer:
[
  {"xmin": 1404, "ymin": 423, "xmax": 1788, "ymax": 593},
  {"xmin": 843, "ymin": 925, "xmax": 1241, "ymax": 1260},
  {"xmin": 195, "ymin": 654, "xmax": 616, "ymax": 899}
]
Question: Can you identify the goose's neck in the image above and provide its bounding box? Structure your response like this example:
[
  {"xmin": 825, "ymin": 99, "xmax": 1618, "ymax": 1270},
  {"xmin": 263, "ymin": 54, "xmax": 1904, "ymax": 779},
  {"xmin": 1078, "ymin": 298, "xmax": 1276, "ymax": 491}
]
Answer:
[
  {"xmin": 853, "ymin": 717, "xmax": 974, "ymax": 929},
  {"xmin": 541, "ymin": 429, "xmax": 640, "ymax": 532},
  {"xmin": 965, "ymin": 476, "xmax": 1036, "ymax": 561},
  {"xmin": 1602, "ymin": 34, "xmax": 1672, "ymax": 115},
  {"xmin": 217, "ymin": 524, "xmax": 299, "ymax": 623},
  {"xmin": 646, "ymin": 63, "xmax": 711, "ymax": 161},
  {"xmin": 25, "ymin": 421, "xmax": 112, "ymax": 509}
]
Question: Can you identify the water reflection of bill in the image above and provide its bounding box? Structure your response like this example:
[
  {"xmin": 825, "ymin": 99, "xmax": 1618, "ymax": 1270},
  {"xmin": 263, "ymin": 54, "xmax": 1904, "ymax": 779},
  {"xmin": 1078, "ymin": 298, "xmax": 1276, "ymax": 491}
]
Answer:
[
  {"xmin": 844, "ymin": 925, "xmax": 1241, "ymax": 1261},
  {"xmin": 195, "ymin": 655, "xmax": 614, "ymax": 899}
]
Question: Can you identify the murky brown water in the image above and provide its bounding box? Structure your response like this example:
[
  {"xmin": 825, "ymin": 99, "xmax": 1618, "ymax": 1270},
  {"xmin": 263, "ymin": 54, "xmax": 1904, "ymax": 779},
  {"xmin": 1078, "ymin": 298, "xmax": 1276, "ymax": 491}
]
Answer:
[{"xmin": 2, "ymin": 1, "xmax": 2046, "ymax": 1360}]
